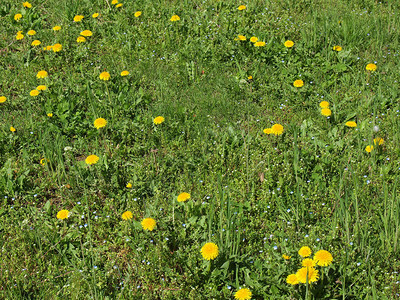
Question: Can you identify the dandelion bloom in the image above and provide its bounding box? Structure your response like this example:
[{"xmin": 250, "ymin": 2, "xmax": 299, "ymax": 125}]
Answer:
[
  {"xmin": 235, "ymin": 35, "xmax": 246, "ymax": 41},
  {"xmin": 111, "ymin": 0, "xmax": 118, "ymax": 4},
  {"xmin": 0, "ymin": 96, "xmax": 6, "ymax": 103},
  {"xmin": 134, "ymin": 11, "xmax": 142, "ymax": 17},
  {"xmin": 14, "ymin": 14, "xmax": 22, "ymax": 21},
  {"xmin": 284, "ymin": 40, "xmax": 294, "ymax": 48},
  {"xmin": 92, "ymin": 13, "xmax": 99, "ymax": 18},
  {"xmin": 16, "ymin": 32, "xmax": 24, "ymax": 40},
  {"xmin": 23, "ymin": 2, "xmax": 32, "ymax": 8},
  {"xmin": 373, "ymin": 138, "xmax": 384, "ymax": 145},
  {"xmin": 271, "ymin": 124, "xmax": 284, "ymax": 135},
  {"xmin": 366, "ymin": 63, "xmax": 377, "ymax": 72},
  {"xmin": 57, "ymin": 210, "xmax": 69, "ymax": 220},
  {"xmin": 99, "ymin": 72, "xmax": 110, "ymax": 81},
  {"xmin": 254, "ymin": 41, "xmax": 266, "ymax": 47},
  {"xmin": 141, "ymin": 218, "xmax": 156, "ymax": 231},
  {"xmin": 201, "ymin": 242, "xmax": 219, "ymax": 260},
  {"xmin": 37, "ymin": 85, "xmax": 47, "ymax": 91},
  {"xmin": 30, "ymin": 90, "xmax": 40, "ymax": 97},
  {"xmin": 74, "ymin": 15, "xmax": 84, "ymax": 22},
  {"xmin": 313, "ymin": 250, "xmax": 333, "ymax": 266},
  {"xmin": 296, "ymin": 267, "xmax": 319, "ymax": 283},
  {"xmin": 153, "ymin": 116, "xmax": 165, "ymax": 125},
  {"xmin": 321, "ymin": 108, "xmax": 332, "ymax": 117},
  {"xmin": 43, "ymin": 45, "xmax": 53, "ymax": 51},
  {"xmin": 248, "ymin": 75, "xmax": 252, "ymax": 80},
  {"xmin": 37, "ymin": 70, "xmax": 48, "ymax": 78},
  {"xmin": 177, "ymin": 192, "xmax": 190, "ymax": 202},
  {"xmin": 234, "ymin": 288, "xmax": 252, "ymax": 300},
  {"xmin": 319, "ymin": 101, "xmax": 329, "ymax": 108},
  {"xmin": 298, "ymin": 246, "xmax": 312, "ymax": 257},
  {"xmin": 40, "ymin": 158, "xmax": 48, "ymax": 165},
  {"xmin": 94, "ymin": 118, "xmax": 107, "ymax": 129},
  {"xmin": 263, "ymin": 128, "xmax": 272, "ymax": 134},
  {"xmin": 121, "ymin": 211, "xmax": 133, "ymax": 220},
  {"xmin": 238, "ymin": 5, "xmax": 246, "ymax": 10},
  {"xmin": 365, "ymin": 145, "xmax": 373, "ymax": 153},
  {"xmin": 121, "ymin": 70, "xmax": 129, "ymax": 76},
  {"xmin": 47, "ymin": 113, "xmax": 53, "ymax": 117},
  {"xmin": 27, "ymin": 30, "xmax": 36, "ymax": 36},
  {"xmin": 52, "ymin": 43, "xmax": 62, "ymax": 52},
  {"xmin": 302, "ymin": 258, "xmax": 316, "ymax": 268},
  {"xmin": 170, "ymin": 15, "xmax": 180, "ymax": 21},
  {"xmin": 286, "ymin": 274, "xmax": 299, "ymax": 285},
  {"xmin": 126, "ymin": 182, "xmax": 132, "ymax": 188},
  {"xmin": 333, "ymin": 45, "xmax": 342, "ymax": 51},
  {"xmin": 345, "ymin": 121, "xmax": 357, "ymax": 127},
  {"xmin": 85, "ymin": 154, "xmax": 99, "ymax": 165},
  {"xmin": 10, "ymin": 126, "xmax": 16, "ymax": 132},
  {"xmin": 249, "ymin": 36, "xmax": 258, "ymax": 43},
  {"xmin": 80, "ymin": 30, "xmax": 93, "ymax": 37},
  {"xmin": 77, "ymin": 36, "xmax": 86, "ymax": 43},
  {"xmin": 116, "ymin": 3, "xmax": 123, "ymax": 8},
  {"xmin": 293, "ymin": 79, "xmax": 304, "ymax": 87},
  {"xmin": 282, "ymin": 254, "xmax": 291, "ymax": 260},
  {"xmin": 53, "ymin": 26, "xmax": 61, "ymax": 31},
  {"xmin": 31, "ymin": 40, "xmax": 41, "ymax": 46}
]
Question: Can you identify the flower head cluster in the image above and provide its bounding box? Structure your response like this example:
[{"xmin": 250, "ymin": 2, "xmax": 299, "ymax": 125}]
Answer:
[
  {"xmin": 57, "ymin": 209, "xmax": 69, "ymax": 220},
  {"xmin": 141, "ymin": 218, "xmax": 156, "ymax": 231},
  {"xmin": 284, "ymin": 40, "xmax": 294, "ymax": 48},
  {"xmin": 366, "ymin": 63, "xmax": 377, "ymax": 72},
  {"xmin": 234, "ymin": 288, "xmax": 252, "ymax": 300},
  {"xmin": 153, "ymin": 116, "xmax": 165, "ymax": 125},
  {"xmin": 94, "ymin": 118, "xmax": 107, "ymax": 129},
  {"xmin": 170, "ymin": 15, "xmax": 180, "ymax": 22},
  {"xmin": 99, "ymin": 72, "xmax": 110, "ymax": 81},
  {"xmin": 201, "ymin": 242, "xmax": 219, "ymax": 260},
  {"xmin": 85, "ymin": 154, "xmax": 99, "ymax": 165},
  {"xmin": 121, "ymin": 211, "xmax": 133, "ymax": 220},
  {"xmin": 333, "ymin": 45, "xmax": 342, "ymax": 51},
  {"xmin": 293, "ymin": 79, "xmax": 304, "ymax": 88},
  {"xmin": 177, "ymin": 192, "xmax": 190, "ymax": 202}
]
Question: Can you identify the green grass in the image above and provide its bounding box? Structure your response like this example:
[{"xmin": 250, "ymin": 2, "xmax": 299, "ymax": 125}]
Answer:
[{"xmin": 1, "ymin": 0, "xmax": 400, "ymax": 298}]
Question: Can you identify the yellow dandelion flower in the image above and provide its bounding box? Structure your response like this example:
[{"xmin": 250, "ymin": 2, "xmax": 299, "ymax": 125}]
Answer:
[
  {"xmin": 52, "ymin": 43, "xmax": 62, "ymax": 52},
  {"xmin": 153, "ymin": 116, "xmax": 165, "ymax": 125},
  {"xmin": 234, "ymin": 288, "xmax": 252, "ymax": 300},
  {"xmin": 345, "ymin": 121, "xmax": 357, "ymax": 127},
  {"xmin": 365, "ymin": 145, "xmax": 373, "ymax": 153},
  {"xmin": 0, "ymin": 96, "xmax": 6, "ymax": 103},
  {"xmin": 302, "ymin": 258, "xmax": 316, "ymax": 268},
  {"xmin": 249, "ymin": 36, "xmax": 258, "ymax": 43},
  {"xmin": 57, "ymin": 209, "xmax": 69, "ymax": 220},
  {"xmin": 293, "ymin": 79, "xmax": 304, "ymax": 87},
  {"xmin": 27, "ymin": 30, "xmax": 36, "ymax": 36},
  {"xmin": 135, "ymin": 11, "xmax": 142, "ymax": 17},
  {"xmin": 121, "ymin": 70, "xmax": 130, "ymax": 76},
  {"xmin": 16, "ymin": 33, "xmax": 24, "ymax": 40},
  {"xmin": 36, "ymin": 85, "xmax": 47, "ymax": 91},
  {"xmin": 10, "ymin": 126, "xmax": 16, "ymax": 132},
  {"xmin": 126, "ymin": 182, "xmax": 132, "ymax": 188},
  {"xmin": 298, "ymin": 246, "xmax": 312, "ymax": 257},
  {"xmin": 30, "ymin": 89, "xmax": 40, "ymax": 97},
  {"xmin": 201, "ymin": 242, "xmax": 219, "ymax": 260},
  {"xmin": 80, "ymin": 30, "xmax": 93, "ymax": 37},
  {"xmin": 333, "ymin": 45, "xmax": 342, "ymax": 51},
  {"xmin": 271, "ymin": 124, "xmax": 284, "ymax": 136},
  {"xmin": 366, "ymin": 63, "xmax": 377, "ymax": 72},
  {"xmin": 85, "ymin": 154, "xmax": 99, "ymax": 165},
  {"xmin": 111, "ymin": 0, "xmax": 118, "ymax": 4},
  {"xmin": 177, "ymin": 192, "xmax": 190, "ymax": 202},
  {"xmin": 313, "ymin": 250, "xmax": 333, "ymax": 266},
  {"xmin": 296, "ymin": 267, "xmax": 319, "ymax": 283},
  {"xmin": 14, "ymin": 14, "xmax": 22, "ymax": 21},
  {"xmin": 37, "ymin": 70, "xmax": 48, "ymax": 78},
  {"xmin": 321, "ymin": 108, "xmax": 332, "ymax": 117},
  {"xmin": 248, "ymin": 75, "xmax": 253, "ymax": 80},
  {"xmin": 238, "ymin": 5, "xmax": 246, "ymax": 10},
  {"xmin": 282, "ymin": 254, "xmax": 291, "ymax": 260},
  {"xmin": 254, "ymin": 41, "xmax": 266, "ymax": 47},
  {"xmin": 141, "ymin": 218, "xmax": 156, "ymax": 231},
  {"xmin": 286, "ymin": 274, "xmax": 299, "ymax": 285},
  {"xmin": 40, "ymin": 158, "xmax": 49, "ymax": 165},
  {"xmin": 47, "ymin": 113, "xmax": 53, "ymax": 117},
  {"xmin": 170, "ymin": 15, "xmax": 180, "ymax": 21},
  {"xmin": 23, "ymin": 2, "xmax": 32, "ymax": 8},
  {"xmin": 116, "ymin": 3, "xmax": 123, "ymax": 8},
  {"xmin": 121, "ymin": 211, "xmax": 133, "ymax": 220},
  {"xmin": 92, "ymin": 13, "xmax": 99, "ymax": 18},
  {"xmin": 263, "ymin": 128, "xmax": 272, "ymax": 134},
  {"xmin": 74, "ymin": 15, "xmax": 84, "ymax": 22},
  {"xmin": 94, "ymin": 118, "xmax": 107, "ymax": 129},
  {"xmin": 99, "ymin": 72, "xmax": 110, "ymax": 81},
  {"xmin": 77, "ymin": 36, "xmax": 86, "ymax": 43},
  {"xmin": 31, "ymin": 40, "xmax": 41, "ymax": 46},
  {"xmin": 235, "ymin": 35, "xmax": 246, "ymax": 41},
  {"xmin": 53, "ymin": 26, "xmax": 61, "ymax": 31},
  {"xmin": 319, "ymin": 101, "xmax": 329, "ymax": 108},
  {"xmin": 284, "ymin": 40, "xmax": 294, "ymax": 48},
  {"xmin": 373, "ymin": 138, "xmax": 384, "ymax": 145},
  {"xmin": 44, "ymin": 45, "xmax": 53, "ymax": 51}
]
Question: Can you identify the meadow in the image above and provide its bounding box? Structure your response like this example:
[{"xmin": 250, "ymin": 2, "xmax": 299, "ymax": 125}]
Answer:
[{"xmin": 1, "ymin": 0, "xmax": 400, "ymax": 299}]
